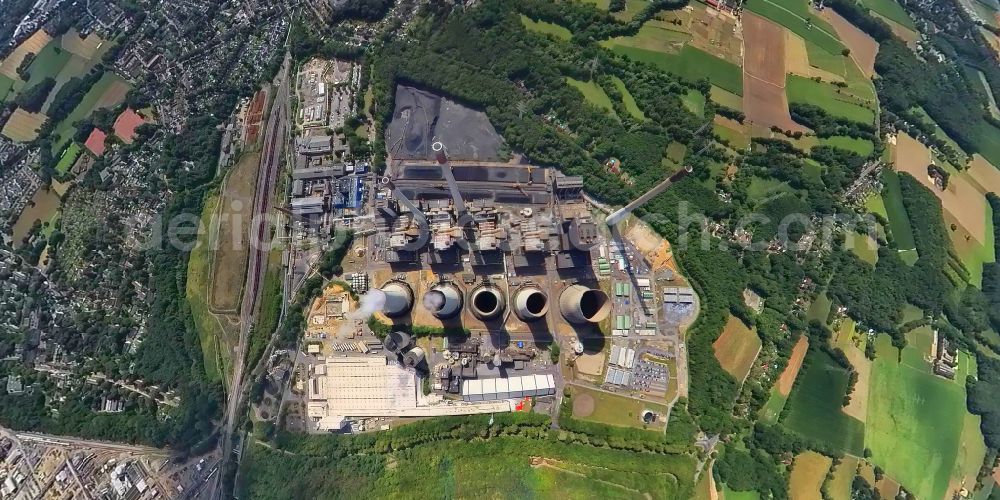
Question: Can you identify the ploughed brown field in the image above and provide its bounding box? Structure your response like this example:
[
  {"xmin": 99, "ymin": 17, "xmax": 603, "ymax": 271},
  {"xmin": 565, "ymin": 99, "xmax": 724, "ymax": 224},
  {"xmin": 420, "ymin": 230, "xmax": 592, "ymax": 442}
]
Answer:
[{"xmin": 742, "ymin": 13, "xmax": 807, "ymax": 133}]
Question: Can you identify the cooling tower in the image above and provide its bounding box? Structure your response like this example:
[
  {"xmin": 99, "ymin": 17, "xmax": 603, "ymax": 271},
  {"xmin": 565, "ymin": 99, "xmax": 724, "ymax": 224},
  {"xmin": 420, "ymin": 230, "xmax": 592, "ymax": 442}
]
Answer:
[
  {"xmin": 513, "ymin": 287, "xmax": 549, "ymax": 322},
  {"xmin": 470, "ymin": 286, "xmax": 506, "ymax": 321},
  {"xmin": 380, "ymin": 281, "xmax": 414, "ymax": 318},
  {"xmin": 403, "ymin": 346, "xmax": 427, "ymax": 369},
  {"xmin": 559, "ymin": 285, "xmax": 611, "ymax": 324},
  {"xmin": 383, "ymin": 331, "xmax": 413, "ymax": 354},
  {"xmin": 423, "ymin": 283, "xmax": 463, "ymax": 319}
]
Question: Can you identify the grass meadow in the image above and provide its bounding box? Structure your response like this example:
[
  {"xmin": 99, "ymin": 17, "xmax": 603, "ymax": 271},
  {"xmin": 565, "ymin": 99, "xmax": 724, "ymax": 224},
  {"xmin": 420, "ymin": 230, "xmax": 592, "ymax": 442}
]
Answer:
[{"xmin": 781, "ymin": 348, "xmax": 865, "ymax": 455}]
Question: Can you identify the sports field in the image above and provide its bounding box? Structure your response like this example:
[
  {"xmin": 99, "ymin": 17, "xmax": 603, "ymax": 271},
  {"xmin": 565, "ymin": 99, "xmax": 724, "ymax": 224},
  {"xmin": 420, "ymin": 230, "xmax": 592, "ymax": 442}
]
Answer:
[
  {"xmin": 859, "ymin": 0, "xmax": 916, "ymax": 29},
  {"xmin": 610, "ymin": 76, "xmax": 645, "ymax": 120},
  {"xmin": 713, "ymin": 315, "xmax": 762, "ymax": 382},
  {"xmin": 50, "ymin": 71, "xmax": 130, "ymax": 152},
  {"xmin": 520, "ymin": 15, "xmax": 572, "ymax": 41},
  {"xmin": 865, "ymin": 330, "xmax": 970, "ymax": 500},
  {"xmin": 606, "ymin": 44, "xmax": 743, "ymax": 96},
  {"xmin": 54, "ymin": 143, "xmax": 82, "ymax": 176},
  {"xmin": 820, "ymin": 135, "xmax": 874, "ymax": 156},
  {"xmin": 788, "ymin": 451, "xmax": 831, "ymax": 500},
  {"xmin": 786, "ymin": 75, "xmax": 875, "ymax": 124},
  {"xmin": 781, "ymin": 348, "xmax": 865, "ymax": 455},
  {"xmin": 746, "ymin": 0, "xmax": 844, "ymax": 56},
  {"xmin": 566, "ymin": 77, "xmax": 618, "ymax": 118},
  {"xmin": 880, "ymin": 168, "xmax": 917, "ymax": 252}
]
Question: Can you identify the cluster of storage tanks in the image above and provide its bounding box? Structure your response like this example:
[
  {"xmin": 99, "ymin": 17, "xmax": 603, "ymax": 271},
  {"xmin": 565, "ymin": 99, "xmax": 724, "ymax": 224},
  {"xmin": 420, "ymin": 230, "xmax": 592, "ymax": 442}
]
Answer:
[{"xmin": 378, "ymin": 280, "xmax": 611, "ymax": 325}]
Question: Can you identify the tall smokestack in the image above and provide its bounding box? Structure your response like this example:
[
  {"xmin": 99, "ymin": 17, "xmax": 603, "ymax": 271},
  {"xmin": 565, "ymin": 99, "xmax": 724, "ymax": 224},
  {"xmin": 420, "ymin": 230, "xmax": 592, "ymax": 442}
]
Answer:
[
  {"xmin": 423, "ymin": 283, "xmax": 463, "ymax": 319},
  {"xmin": 380, "ymin": 281, "xmax": 414, "ymax": 318},
  {"xmin": 470, "ymin": 286, "xmax": 506, "ymax": 321},
  {"xmin": 559, "ymin": 285, "xmax": 611, "ymax": 324},
  {"xmin": 514, "ymin": 287, "xmax": 549, "ymax": 322}
]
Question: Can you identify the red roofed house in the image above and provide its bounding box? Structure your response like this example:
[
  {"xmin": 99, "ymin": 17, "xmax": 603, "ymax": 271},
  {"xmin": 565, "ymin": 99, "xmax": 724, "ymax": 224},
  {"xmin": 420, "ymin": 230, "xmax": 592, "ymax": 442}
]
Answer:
[
  {"xmin": 84, "ymin": 129, "xmax": 107, "ymax": 157},
  {"xmin": 112, "ymin": 108, "xmax": 147, "ymax": 144}
]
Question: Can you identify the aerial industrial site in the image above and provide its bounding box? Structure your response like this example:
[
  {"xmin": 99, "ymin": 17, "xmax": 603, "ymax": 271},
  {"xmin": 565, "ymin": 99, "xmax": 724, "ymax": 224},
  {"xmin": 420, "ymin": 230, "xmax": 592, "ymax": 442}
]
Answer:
[{"xmin": 259, "ymin": 71, "xmax": 697, "ymax": 435}]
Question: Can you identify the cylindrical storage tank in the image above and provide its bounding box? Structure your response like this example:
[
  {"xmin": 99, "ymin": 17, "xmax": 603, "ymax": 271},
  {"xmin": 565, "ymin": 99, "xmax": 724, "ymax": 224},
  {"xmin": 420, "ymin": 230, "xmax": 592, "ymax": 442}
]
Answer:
[
  {"xmin": 470, "ymin": 286, "xmax": 506, "ymax": 321},
  {"xmin": 403, "ymin": 346, "xmax": 426, "ymax": 368},
  {"xmin": 559, "ymin": 285, "xmax": 612, "ymax": 324},
  {"xmin": 514, "ymin": 287, "xmax": 549, "ymax": 322},
  {"xmin": 380, "ymin": 281, "xmax": 414, "ymax": 318},
  {"xmin": 423, "ymin": 283, "xmax": 462, "ymax": 319},
  {"xmin": 383, "ymin": 331, "xmax": 413, "ymax": 354}
]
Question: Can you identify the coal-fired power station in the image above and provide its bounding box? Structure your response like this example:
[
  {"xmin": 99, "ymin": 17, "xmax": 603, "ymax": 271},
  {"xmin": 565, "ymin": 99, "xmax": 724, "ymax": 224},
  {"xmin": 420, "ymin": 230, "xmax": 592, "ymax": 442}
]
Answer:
[
  {"xmin": 513, "ymin": 287, "xmax": 549, "ymax": 322},
  {"xmin": 423, "ymin": 283, "xmax": 463, "ymax": 319},
  {"xmin": 382, "ymin": 331, "xmax": 414, "ymax": 354},
  {"xmin": 470, "ymin": 286, "xmax": 506, "ymax": 321},
  {"xmin": 559, "ymin": 285, "xmax": 611, "ymax": 324},
  {"xmin": 380, "ymin": 281, "xmax": 414, "ymax": 318}
]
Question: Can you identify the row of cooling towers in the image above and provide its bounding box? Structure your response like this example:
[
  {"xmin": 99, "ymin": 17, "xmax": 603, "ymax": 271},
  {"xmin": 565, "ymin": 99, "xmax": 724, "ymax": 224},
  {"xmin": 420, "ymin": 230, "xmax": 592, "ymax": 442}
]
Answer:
[{"xmin": 379, "ymin": 281, "xmax": 612, "ymax": 325}]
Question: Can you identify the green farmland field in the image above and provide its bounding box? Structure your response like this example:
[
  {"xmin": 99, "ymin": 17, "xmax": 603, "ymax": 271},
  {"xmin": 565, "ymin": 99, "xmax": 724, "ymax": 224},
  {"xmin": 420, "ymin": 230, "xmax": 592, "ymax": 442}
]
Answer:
[
  {"xmin": 866, "ymin": 330, "xmax": 973, "ymax": 500},
  {"xmin": 786, "ymin": 75, "xmax": 875, "ymax": 124},
  {"xmin": 520, "ymin": 15, "xmax": 572, "ymax": 40},
  {"xmin": 820, "ymin": 136, "xmax": 874, "ymax": 156},
  {"xmin": 0, "ymin": 75, "xmax": 14, "ymax": 103},
  {"xmin": 859, "ymin": 0, "xmax": 917, "ymax": 29},
  {"xmin": 746, "ymin": 0, "xmax": 844, "ymax": 55},
  {"xmin": 781, "ymin": 348, "xmax": 865, "ymax": 454},
  {"xmin": 610, "ymin": 75, "xmax": 646, "ymax": 120},
  {"xmin": 565, "ymin": 77, "xmax": 618, "ymax": 117},
  {"xmin": 51, "ymin": 71, "xmax": 129, "ymax": 153},
  {"xmin": 880, "ymin": 168, "xmax": 917, "ymax": 252},
  {"xmin": 22, "ymin": 40, "xmax": 72, "ymax": 91},
  {"xmin": 606, "ymin": 44, "xmax": 743, "ymax": 95}
]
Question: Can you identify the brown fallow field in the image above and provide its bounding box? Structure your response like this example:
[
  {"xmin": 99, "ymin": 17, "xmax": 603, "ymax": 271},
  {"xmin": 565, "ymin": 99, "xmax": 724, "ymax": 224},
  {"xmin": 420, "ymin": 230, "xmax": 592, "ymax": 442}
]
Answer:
[
  {"xmin": 894, "ymin": 133, "xmax": 987, "ymax": 245},
  {"xmin": 742, "ymin": 13, "xmax": 807, "ymax": 133},
  {"xmin": 822, "ymin": 9, "xmax": 879, "ymax": 77}
]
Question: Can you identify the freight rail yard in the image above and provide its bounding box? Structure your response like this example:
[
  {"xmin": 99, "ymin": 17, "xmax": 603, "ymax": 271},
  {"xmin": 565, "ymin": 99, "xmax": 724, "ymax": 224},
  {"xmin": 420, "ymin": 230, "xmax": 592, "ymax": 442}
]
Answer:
[{"xmin": 271, "ymin": 86, "xmax": 699, "ymax": 434}]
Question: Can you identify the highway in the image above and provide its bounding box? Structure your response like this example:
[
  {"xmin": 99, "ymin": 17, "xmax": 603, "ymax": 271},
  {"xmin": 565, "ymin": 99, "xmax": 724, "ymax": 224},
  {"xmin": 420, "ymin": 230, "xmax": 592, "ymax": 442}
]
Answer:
[{"xmin": 210, "ymin": 51, "xmax": 291, "ymax": 500}]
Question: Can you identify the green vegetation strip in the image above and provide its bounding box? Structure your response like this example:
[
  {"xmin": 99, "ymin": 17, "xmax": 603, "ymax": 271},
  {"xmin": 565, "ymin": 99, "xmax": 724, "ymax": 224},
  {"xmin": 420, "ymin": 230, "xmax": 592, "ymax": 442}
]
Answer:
[
  {"xmin": 880, "ymin": 168, "xmax": 916, "ymax": 251},
  {"xmin": 786, "ymin": 75, "xmax": 875, "ymax": 124},
  {"xmin": 565, "ymin": 77, "xmax": 618, "ymax": 117},
  {"xmin": 520, "ymin": 15, "xmax": 572, "ymax": 40},
  {"xmin": 607, "ymin": 44, "xmax": 743, "ymax": 96},
  {"xmin": 54, "ymin": 142, "xmax": 81, "ymax": 176}
]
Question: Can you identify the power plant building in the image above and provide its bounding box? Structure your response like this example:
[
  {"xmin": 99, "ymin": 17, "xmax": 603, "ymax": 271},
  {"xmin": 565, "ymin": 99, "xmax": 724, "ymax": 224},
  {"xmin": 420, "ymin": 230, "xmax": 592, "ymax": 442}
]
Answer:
[{"xmin": 461, "ymin": 374, "xmax": 556, "ymax": 402}]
